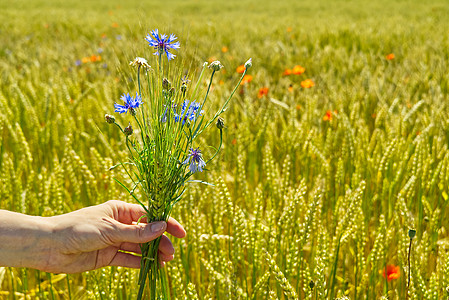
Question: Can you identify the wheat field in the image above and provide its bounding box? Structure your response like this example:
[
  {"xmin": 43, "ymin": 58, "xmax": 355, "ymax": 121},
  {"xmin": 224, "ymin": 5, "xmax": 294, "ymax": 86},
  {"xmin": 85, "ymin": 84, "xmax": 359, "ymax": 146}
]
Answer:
[{"xmin": 1, "ymin": 0, "xmax": 449, "ymax": 299}]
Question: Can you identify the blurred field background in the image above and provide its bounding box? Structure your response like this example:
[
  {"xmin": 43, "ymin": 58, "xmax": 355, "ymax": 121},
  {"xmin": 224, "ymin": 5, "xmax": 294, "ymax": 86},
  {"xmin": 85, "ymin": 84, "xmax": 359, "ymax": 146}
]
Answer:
[{"xmin": 1, "ymin": 0, "xmax": 449, "ymax": 298}]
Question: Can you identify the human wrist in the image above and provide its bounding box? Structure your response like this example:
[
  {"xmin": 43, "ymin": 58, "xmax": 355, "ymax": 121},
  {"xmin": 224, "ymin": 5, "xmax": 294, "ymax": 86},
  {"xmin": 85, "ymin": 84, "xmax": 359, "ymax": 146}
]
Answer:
[{"xmin": 0, "ymin": 210, "xmax": 55, "ymax": 270}]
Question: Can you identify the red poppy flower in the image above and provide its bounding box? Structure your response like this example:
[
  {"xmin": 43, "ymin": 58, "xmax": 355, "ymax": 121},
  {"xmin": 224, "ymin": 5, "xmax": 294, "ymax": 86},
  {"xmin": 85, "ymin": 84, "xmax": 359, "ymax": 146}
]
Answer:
[
  {"xmin": 236, "ymin": 65, "xmax": 246, "ymax": 74},
  {"xmin": 258, "ymin": 87, "xmax": 269, "ymax": 98},
  {"xmin": 240, "ymin": 75, "xmax": 253, "ymax": 85},
  {"xmin": 323, "ymin": 110, "xmax": 332, "ymax": 121},
  {"xmin": 292, "ymin": 65, "xmax": 305, "ymax": 75},
  {"xmin": 301, "ymin": 79, "xmax": 315, "ymax": 88},
  {"xmin": 381, "ymin": 265, "xmax": 400, "ymax": 281},
  {"xmin": 386, "ymin": 53, "xmax": 395, "ymax": 60},
  {"xmin": 283, "ymin": 68, "xmax": 292, "ymax": 76}
]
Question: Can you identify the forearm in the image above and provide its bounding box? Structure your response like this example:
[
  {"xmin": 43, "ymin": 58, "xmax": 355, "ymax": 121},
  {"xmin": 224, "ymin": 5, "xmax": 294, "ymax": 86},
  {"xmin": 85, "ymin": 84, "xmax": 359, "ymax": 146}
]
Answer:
[{"xmin": 0, "ymin": 210, "xmax": 54, "ymax": 270}]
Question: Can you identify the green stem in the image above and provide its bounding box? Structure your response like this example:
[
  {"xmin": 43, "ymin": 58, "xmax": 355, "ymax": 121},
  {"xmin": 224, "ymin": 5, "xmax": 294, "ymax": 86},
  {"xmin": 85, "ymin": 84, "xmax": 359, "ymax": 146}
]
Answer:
[
  {"xmin": 191, "ymin": 62, "xmax": 208, "ymax": 100},
  {"xmin": 133, "ymin": 114, "xmax": 146, "ymax": 146},
  {"xmin": 113, "ymin": 121, "xmax": 124, "ymax": 133},
  {"xmin": 206, "ymin": 128, "xmax": 223, "ymax": 164},
  {"xmin": 10, "ymin": 268, "xmax": 16, "ymax": 300},
  {"xmin": 22, "ymin": 269, "xmax": 28, "ymax": 295},
  {"xmin": 189, "ymin": 69, "xmax": 216, "ymax": 139},
  {"xmin": 137, "ymin": 260, "xmax": 150, "ymax": 300},
  {"xmin": 137, "ymin": 65, "xmax": 142, "ymax": 97},
  {"xmin": 66, "ymin": 274, "xmax": 72, "ymax": 300},
  {"xmin": 200, "ymin": 70, "xmax": 215, "ymax": 108},
  {"xmin": 328, "ymin": 234, "xmax": 342, "ymax": 300},
  {"xmin": 37, "ymin": 270, "xmax": 42, "ymax": 298},
  {"xmin": 406, "ymin": 238, "xmax": 412, "ymax": 300},
  {"xmin": 125, "ymin": 136, "xmax": 137, "ymax": 161},
  {"xmin": 137, "ymin": 236, "xmax": 162, "ymax": 300},
  {"xmin": 195, "ymin": 68, "xmax": 248, "ymax": 139},
  {"xmin": 354, "ymin": 252, "xmax": 358, "ymax": 300},
  {"xmin": 46, "ymin": 272, "xmax": 55, "ymax": 300}
]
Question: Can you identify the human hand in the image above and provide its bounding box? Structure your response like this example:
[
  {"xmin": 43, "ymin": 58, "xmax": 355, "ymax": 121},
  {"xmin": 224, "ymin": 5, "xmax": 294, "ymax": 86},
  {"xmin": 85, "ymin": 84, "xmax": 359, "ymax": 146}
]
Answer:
[{"xmin": 38, "ymin": 200, "xmax": 185, "ymax": 273}]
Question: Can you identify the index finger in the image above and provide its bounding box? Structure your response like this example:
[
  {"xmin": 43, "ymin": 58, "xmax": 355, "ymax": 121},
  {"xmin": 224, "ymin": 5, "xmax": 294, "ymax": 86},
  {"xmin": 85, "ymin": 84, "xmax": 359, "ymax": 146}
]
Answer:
[
  {"xmin": 108, "ymin": 200, "xmax": 186, "ymax": 238},
  {"xmin": 107, "ymin": 200, "xmax": 148, "ymax": 224}
]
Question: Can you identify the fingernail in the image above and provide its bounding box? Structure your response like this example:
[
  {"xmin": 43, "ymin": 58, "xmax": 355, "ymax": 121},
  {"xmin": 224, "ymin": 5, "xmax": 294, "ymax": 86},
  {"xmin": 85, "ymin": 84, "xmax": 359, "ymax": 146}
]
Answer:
[{"xmin": 150, "ymin": 221, "xmax": 166, "ymax": 233}]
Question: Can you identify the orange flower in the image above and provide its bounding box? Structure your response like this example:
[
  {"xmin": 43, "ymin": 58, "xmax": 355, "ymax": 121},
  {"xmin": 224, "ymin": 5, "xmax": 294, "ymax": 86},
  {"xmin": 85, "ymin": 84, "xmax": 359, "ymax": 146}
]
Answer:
[
  {"xmin": 381, "ymin": 265, "xmax": 400, "ymax": 281},
  {"xmin": 323, "ymin": 110, "xmax": 332, "ymax": 121},
  {"xmin": 111, "ymin": 22, "xmax": 119, "ymax": 28},
  {"xmin": 221, "ymin": 46, "xmax": 228, "ymax": 53},
  {"xmin": 257, "ymin": 87, "xmax": 269, "ymax": 98},
  {"xmin": 241, "ymin": 75, "xmax": 253, "ymax": 85},
  {"xmin": 301, "ymin": 79, "xmax": 315, "ymax": 88},
  {"xmin": 292, "ymin": 65, "xmax": 305, "ymax": 75},
  {"xmin": 287, "ymin": 27, "xmax": 292, "ymax": 32},
  {"xmin": 231, "ymin": 138, "xmax": 237, "ymax": 145},
  {"xmin": 283, "ymin": 68, "xmax": 292, "ymax": 76},
  {"xmin": 81, "ymin": 57, "xmax": 89, "ymax": 64},
  {"xmin": 296, "ymin": 104, "xmax": 301, "ymax": 110},
  {"xmin": 236, "ymin": 64, "xmax": 246, "ymax": 74},
  {"xmin": 101, "ymin": 33, "xmax": 107, "ymax": 39},
  {"xmin": 288, "ymin": 84, "xmax": 294, "ymax": 93},
  {"xmin": 90, "ymin": 55, "xmax": 101, "ymax": 62},
  {"xmin": 386, "ymin": 53, "xmax": 395, "ymax": 60}
]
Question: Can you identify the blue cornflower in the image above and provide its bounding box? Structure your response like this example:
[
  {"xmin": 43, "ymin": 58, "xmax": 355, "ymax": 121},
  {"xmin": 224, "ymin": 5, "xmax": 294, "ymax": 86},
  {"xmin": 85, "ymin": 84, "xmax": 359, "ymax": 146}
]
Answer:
[
  {"xmin": 183, "ymin": 147, "xmax": 206, "ymax": 173},
  {"xmin": 145, "ymin": 29, "xmax": 180, "ymax": 61},
  {"xmin": 114, "ymin": 92, "xmax": 143, "ymax": 114},
  {"xmin": 174, "ymin": 100, "xmax": 203, "ymax": 125}
]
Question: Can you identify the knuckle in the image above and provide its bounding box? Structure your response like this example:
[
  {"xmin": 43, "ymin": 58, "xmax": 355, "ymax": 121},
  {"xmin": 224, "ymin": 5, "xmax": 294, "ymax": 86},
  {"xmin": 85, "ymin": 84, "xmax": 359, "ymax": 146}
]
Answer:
[{"xmin": 105, "ymin": 199, "xmax": 120, "ymax": 207}]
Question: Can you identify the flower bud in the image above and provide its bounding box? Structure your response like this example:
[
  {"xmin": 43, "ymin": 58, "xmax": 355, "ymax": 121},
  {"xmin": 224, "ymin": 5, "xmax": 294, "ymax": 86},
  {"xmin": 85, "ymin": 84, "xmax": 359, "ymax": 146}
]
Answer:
[
  {"xmin": 129, "ymin": 57, "xmax": 151, "ymax": 71},
  {"xmin": 181, "ymin": 75, "xmax": 190, "ymax": 95},
  {"xmin": 181, "ymin": 75, "xmax": 190, "ymax": 85},
  {"xmin": 209, "ymin": 61, "xmax": 224, "ymax": 72},
  {"xmin": 105, "ymin": 114, "xmax": 115, "ymax": 124},
  {"xmin": 244, "ymin": 58, "xmax": 252, "ymax": 69},
  {"xmin": 216, "ymin": 117, "xmax": 225, "ymax": 129},
  {"xmin": 181, "ymin": 83, "xmax": 187, "ymax": 93},
  {"xmin": 162, "ymin": 78, "xmax": 171, "ymax": 91},
  {"xmin": 169, "ymin": 87, "xmax": 175, "ymax": 98},
  {"xmin": 124, "ymin": 123, "xmax": 133, "ymax": 136},
  {"xmin": 309, "ymin": 280, "xmax": 315, "ymax": 290},
  {"xmin": 408, "ymin": 229, "xmax": 416, "ymax": 239}
]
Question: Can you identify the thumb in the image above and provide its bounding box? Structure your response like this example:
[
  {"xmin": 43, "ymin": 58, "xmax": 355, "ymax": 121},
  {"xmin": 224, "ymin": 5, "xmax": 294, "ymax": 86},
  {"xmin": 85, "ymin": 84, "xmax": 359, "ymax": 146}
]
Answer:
[{"xmin": 108, "ymin": 221, "xmax": 167, "ymax": 244}]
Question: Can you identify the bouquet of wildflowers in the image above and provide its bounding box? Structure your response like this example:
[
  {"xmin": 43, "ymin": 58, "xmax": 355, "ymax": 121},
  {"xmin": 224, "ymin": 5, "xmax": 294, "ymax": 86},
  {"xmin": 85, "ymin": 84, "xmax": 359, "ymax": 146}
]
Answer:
[{"xmin": 105, "ymin": 29, "xmax": 251, "ymax": 299}]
